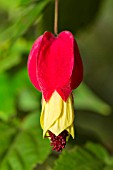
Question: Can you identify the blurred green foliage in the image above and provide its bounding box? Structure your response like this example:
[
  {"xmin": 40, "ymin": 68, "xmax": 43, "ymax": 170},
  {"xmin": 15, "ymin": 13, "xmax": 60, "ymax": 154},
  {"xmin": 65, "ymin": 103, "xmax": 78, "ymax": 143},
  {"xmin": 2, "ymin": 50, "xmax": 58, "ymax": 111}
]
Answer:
[
  {"xmin": 54, "ymin": 143, "xmax": 113, "ymax": 170},
  {"xmin": 0, "ymin": 0, "xmax": 113, "ymax": 170}
]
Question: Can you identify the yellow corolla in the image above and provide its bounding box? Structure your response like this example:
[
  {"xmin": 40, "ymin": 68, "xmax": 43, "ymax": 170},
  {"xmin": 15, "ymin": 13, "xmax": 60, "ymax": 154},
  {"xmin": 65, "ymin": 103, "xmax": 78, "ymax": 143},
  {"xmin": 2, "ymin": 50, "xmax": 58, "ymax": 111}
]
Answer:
[{"xmin": 40, "ymin": 91, "xmax": 74, "ymax": 150}]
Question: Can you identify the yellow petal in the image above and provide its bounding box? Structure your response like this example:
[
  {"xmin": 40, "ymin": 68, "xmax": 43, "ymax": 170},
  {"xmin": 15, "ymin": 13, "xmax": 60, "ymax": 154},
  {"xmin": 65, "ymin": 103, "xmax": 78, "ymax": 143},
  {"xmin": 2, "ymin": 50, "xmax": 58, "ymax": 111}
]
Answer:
[
  {"xmin": 40, "ymin": 91, "xmax": 74, "ymax": 138},
  {"xmin": 40, "ymin": 91, "xmax": 63, "ymax": 137},
  {"xmin": 66, "ymin": 124, "xmax": 74, "ymax": 139},
  {"xmin": 49, "ymin": 94, "xmax": 74, "ymax": 136}
]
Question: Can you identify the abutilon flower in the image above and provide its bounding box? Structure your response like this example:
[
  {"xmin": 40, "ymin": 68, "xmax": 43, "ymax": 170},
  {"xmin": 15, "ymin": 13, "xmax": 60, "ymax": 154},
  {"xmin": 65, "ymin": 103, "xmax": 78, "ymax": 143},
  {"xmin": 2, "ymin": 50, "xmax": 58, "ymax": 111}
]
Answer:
[{"xmin": 27, "ymin": 31, "xmax": 83, "ymax": 151}]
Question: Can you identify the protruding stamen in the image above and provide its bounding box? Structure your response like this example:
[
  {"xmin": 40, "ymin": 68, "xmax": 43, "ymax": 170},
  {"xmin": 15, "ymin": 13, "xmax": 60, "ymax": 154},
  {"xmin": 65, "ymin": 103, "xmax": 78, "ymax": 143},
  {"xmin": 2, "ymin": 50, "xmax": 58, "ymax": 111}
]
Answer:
[{"xmin": 48, "ymin": 130, "xmax": 68, "ymax": 152}]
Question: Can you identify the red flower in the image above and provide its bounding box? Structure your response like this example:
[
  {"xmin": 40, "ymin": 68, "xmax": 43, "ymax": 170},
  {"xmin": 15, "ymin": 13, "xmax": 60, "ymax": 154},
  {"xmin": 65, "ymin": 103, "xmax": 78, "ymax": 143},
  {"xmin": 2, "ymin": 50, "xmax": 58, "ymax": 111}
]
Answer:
[{"xmin": 27, "ymin": 31, "xmax": 83, "ymax": 151}]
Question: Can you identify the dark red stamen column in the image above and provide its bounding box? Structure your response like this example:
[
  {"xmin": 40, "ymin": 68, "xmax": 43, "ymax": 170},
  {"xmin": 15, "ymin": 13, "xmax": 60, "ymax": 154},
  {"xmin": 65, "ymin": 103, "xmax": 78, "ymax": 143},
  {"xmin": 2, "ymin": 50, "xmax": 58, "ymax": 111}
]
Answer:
[{"xmin": 48, "ymin": 130, "xmax": 68, "ymax": 151}]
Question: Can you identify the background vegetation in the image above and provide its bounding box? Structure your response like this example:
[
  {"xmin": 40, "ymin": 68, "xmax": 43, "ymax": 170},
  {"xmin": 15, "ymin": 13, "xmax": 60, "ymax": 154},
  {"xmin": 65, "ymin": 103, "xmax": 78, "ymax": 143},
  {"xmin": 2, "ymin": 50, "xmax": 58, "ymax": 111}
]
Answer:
[{"xmin": 0, "ymin": 0, "xmax": 113, "ymax": 169}]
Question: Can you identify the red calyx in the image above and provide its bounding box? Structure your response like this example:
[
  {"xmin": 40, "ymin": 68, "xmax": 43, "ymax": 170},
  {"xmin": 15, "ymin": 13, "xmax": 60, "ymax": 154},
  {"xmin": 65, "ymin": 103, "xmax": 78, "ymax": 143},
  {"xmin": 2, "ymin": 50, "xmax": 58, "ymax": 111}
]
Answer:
[
  {"xmin": 28, "ymin": 31, "xmax": 83, "ymax": 102},
  {"xmin": 48, "ymin": 130, "xmax": 68, "ymax": 152}
]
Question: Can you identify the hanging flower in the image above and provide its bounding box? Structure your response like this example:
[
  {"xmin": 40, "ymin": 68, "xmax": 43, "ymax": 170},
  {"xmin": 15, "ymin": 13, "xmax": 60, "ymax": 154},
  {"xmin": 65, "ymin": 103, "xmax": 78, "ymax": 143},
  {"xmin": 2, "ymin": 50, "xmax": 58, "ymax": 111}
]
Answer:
[{"xmin": 27, "ymin": 31, "xmax": 83, "ymax": 151}]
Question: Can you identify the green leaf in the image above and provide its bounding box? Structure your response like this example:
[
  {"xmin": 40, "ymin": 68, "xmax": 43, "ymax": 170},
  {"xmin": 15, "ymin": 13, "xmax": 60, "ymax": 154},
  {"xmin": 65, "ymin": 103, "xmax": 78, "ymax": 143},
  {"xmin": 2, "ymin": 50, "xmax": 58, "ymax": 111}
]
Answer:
[
  {"xmin": 0, "ymin": 112, "xmax": 51, "ymax": 170},
  {"xmin": 12, "ymin": 67, "xmax": 41, "ymax": 112},
  {"xmin": 85, "ymin": 143, "xmax": 112, "ymax": 165},
  {"xmin": 11, "ymin": 67, "xmax": 31, "ymax": 93},
  {"xmin": 54, "ymin": 145, "xmax": 103, "ymax": 170},
  {"xmin": 0, "ymin": 0, "xmax": 20, "ymax": 11},
  {"xmin": 0, "ymin": 67, "xmax": 41, "ymax": 120},
  {"xmin": 0, "ymin": 0, "xmax": 49, "ymax": 72},
  {"xmin": 18, "ymin": 89, "xmax": 40, "ymax": 112},
  {"xmin": 0, "ymin": 67, "xmax": 34, "ymax": 120},
  {"xmin": 104, "ymin": 165, "xmax": 113, "ymax": 170},
  {"xmin": 74, "ymin": 83, "xmax": 112, "ymax": 115},
  {"xmin": 0, "ymin": 38, "xmax": 30, "ymax": 73},
  {"xmin": 53, "ymin": 142, "xmax": 113, "ymax": 170},
  {"xmin": 0, "ymin": 74, "xmax": 16, "ymax": 121},
  {"xmin": 0, "ymin": 122, "xmax": 17, "ymax": 157},
  {"xmin": 19, "ymin": 0, "xmax": 46, "ymax": 7},
  {"xmin": 0, "ymin": 0, "xmax": 49, "ymax": 44}
]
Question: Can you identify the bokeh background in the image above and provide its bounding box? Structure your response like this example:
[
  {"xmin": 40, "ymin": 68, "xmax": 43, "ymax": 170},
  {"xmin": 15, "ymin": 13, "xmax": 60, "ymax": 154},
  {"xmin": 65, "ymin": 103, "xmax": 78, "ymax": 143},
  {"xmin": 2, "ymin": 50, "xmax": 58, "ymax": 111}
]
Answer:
[{"xmin": 0, "ymin": 0, "xmax": 113, "ymax": 169}]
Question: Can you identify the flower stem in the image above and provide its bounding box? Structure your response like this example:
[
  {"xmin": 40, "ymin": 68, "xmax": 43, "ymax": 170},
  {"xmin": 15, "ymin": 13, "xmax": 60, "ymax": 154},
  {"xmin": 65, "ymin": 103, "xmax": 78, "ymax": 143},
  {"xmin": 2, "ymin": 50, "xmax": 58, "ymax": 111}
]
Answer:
[{"xmin": 54, "ymin": 0, "xmax": 59, "ymax": 35}]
